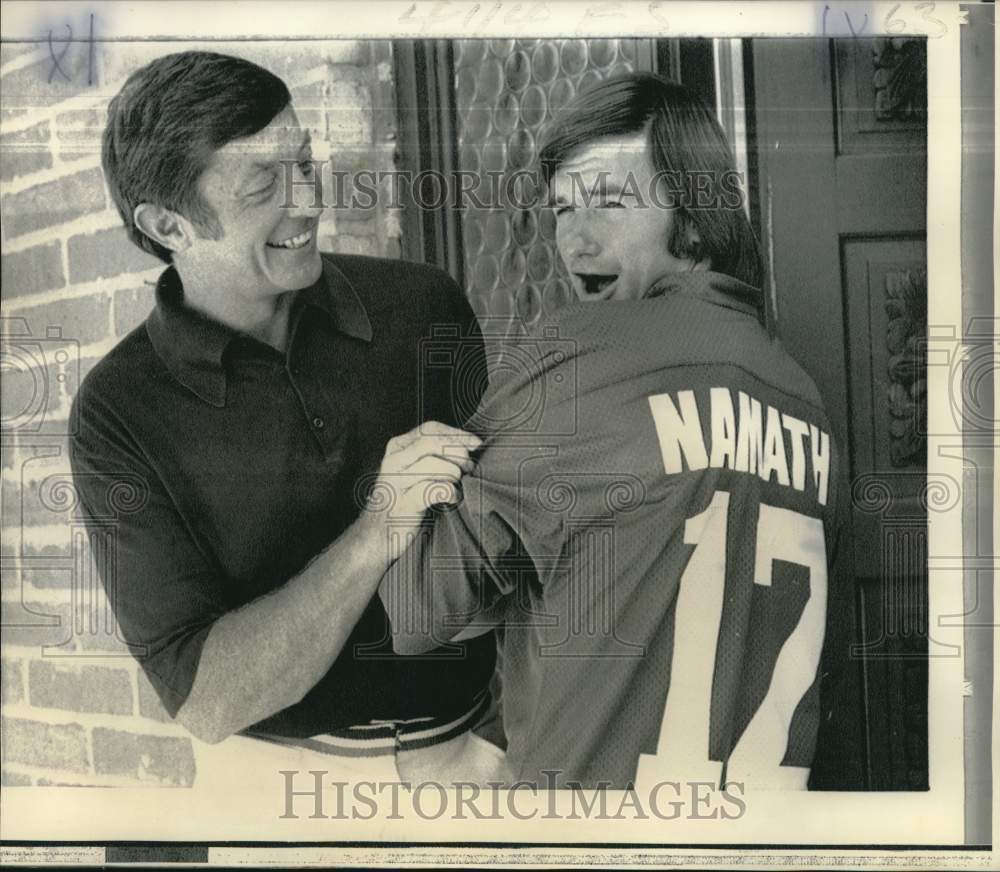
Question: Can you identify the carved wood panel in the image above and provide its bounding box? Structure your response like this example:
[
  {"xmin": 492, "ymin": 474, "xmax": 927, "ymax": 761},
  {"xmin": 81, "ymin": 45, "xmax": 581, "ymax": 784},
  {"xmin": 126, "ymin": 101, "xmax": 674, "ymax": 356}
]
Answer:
[{"xmin": 834, "ymin": 37, "xmax": 928, "ymax": 155}]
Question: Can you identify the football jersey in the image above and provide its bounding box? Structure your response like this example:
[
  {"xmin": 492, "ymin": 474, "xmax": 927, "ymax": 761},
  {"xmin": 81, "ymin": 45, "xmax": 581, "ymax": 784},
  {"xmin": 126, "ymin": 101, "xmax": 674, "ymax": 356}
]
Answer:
[{"xmin": 380, "ymin": 271, "xmax": 845, "ymax": 789}]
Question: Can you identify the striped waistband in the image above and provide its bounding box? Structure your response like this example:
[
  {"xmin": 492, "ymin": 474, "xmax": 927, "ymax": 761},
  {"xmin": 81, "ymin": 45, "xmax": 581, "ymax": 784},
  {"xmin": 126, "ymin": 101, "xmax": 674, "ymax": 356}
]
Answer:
[{"xmin": 254, "ymin": 692, "xmax": 490, "ymax": 759}]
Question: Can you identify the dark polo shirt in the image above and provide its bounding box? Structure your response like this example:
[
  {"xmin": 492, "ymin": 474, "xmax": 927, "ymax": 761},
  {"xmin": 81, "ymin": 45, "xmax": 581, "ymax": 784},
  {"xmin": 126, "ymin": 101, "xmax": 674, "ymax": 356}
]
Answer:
[{"xmin": 69, "ymin": 253, "xmax": 495, "ymax": 740}]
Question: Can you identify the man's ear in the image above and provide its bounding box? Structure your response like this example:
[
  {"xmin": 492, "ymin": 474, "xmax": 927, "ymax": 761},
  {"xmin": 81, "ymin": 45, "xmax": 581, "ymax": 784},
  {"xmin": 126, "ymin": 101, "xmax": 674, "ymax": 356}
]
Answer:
[{"xmin": 133, "ymin": 203, "xmax": 193, "ymax": 255}]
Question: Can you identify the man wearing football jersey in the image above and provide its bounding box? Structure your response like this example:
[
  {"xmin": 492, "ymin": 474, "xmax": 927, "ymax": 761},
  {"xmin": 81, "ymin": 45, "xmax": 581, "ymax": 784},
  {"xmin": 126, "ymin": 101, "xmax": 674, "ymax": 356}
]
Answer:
[{"xmin": 380, "ymin": 74, "xmax": 852, "ymax": 789}]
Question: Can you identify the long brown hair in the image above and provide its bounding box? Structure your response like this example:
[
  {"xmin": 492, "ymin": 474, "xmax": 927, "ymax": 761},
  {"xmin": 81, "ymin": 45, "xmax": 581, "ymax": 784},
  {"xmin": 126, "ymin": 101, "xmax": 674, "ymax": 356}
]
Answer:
[{"xmin": 539, "ymin": 73, "xmax": 763, "ymax": 290}]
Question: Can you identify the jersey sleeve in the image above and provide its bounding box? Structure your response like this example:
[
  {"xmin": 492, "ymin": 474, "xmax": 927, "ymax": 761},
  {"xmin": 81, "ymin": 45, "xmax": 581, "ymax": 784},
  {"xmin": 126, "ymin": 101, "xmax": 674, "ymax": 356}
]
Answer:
[
  {"xmin": 379, "ymin": 475, "xmax": 519, "ymax": 655},
  {"xmin": 380, "ymin": 332, "xmax": 576, "ymax": 655}
]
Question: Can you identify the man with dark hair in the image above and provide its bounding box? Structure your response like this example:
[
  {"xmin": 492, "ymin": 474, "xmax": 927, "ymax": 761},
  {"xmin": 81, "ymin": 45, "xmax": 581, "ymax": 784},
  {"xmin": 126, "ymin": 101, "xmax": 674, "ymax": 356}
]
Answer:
[
  {"xmin": 70, "ymin": 50, "xmax": 504, "ymax": 786},
  {"xmin": 382, "ymin": 73, "xmax": 852, "ymax": 790}
]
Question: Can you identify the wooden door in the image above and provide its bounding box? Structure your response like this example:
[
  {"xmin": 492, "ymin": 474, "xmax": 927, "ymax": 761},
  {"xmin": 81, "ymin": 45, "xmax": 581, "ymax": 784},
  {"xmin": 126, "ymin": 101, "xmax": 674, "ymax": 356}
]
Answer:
[{"xmin": 750, "ymin": 38, "xmax": 929, "ymax": 790}]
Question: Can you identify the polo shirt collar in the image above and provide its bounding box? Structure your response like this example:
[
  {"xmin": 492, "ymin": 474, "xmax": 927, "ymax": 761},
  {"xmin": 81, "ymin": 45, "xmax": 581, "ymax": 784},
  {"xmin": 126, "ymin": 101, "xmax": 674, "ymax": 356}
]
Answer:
[{"xmin": 146, "ymin": 258, "xmax": 373, "ymax": 407}]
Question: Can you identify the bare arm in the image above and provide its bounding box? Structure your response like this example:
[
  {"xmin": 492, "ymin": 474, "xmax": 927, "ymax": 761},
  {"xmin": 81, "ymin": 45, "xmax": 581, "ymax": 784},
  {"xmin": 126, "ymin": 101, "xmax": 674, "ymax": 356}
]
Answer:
[
  {"xmin": 175, "ymin": 422, "xmax": 481, "ymax": 744},
  {"xmin": 176, "ymin": 513, "xmax": 385, "ymax": 743}
]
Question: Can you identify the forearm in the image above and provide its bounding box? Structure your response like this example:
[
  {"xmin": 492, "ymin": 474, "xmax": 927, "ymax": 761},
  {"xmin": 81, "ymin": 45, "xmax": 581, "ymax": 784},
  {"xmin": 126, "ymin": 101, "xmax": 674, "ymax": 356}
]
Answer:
[{"xmin": 177, "ymin": 513, "xmax": 388, "ymax": 743}]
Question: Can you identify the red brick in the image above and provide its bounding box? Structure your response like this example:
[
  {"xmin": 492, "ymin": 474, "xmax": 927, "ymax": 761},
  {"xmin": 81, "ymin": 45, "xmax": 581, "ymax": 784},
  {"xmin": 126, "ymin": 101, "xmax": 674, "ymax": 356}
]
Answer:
[
  {"xmin": 21, "ymin": 565, "xmax": 75, "ymax": 590},
  {"xmin": 0, "ymin": 598, "xmax": 74, "ymax": 648},
  {"xmin": 15, "ymin": 292, "xmax": 112, "ymax": 350},
  {"xmin": 1, "ymin": 717, "xmax": 89, "ymax": 772},
  {"xmin": 16, "ymin": 543, "xmax": 71, "ymax": 558},
  {"xmin": 12, "ymin": 477, "xmax": 71, "ymax": 528},
  {"xmin": 1, "ymin": 658, "xmax": 25, "ymax": 704},
  {"xmin": 74, "ymin": 629, "xmax": 142, "ymax": 657},
  {"xmin": 0, "ymin": 43, "xmax": 41, "ymax": 67},
  {"xmin": 0, "ymin": 120, "xmax": 52, "ymax": 182},
  {"xmin": 0, "ymin": 559, "xmax": 20, "ymax": 594},
  {"xmin": 0, "ymin": 50, "xmax": 97, "ymax": 112},
  {"xmin": 77, "ymin": 353, "xmax": 105, "ymax": 385},
  {"xmin": 260, "ymin": 43, "xmax": 369, "ymax": 88},
  {"xmin": 55, "ymin": 108, "xmax": 101, "ymax": 162},
  {"xmin": 0, "ymin": 360, "xmax": 57, "ymax": 434},
  {"xmin": 113, "ymin": 285, "xmax": 156, "ymax": 338},
  {"xmin": 1, "ymin": 241, "xmax": 66, "ymax": 297},
  {"xmin": 1, "ymin": 435, "xmax": 20, "ymax": 470},
  {"xmin": 68, "ymin": 227, "xmax": 160, "ymax": 284},
  {"xmin": 137, "ymin": 671, "xmax": 173, "ymax": 724},
  {"xmin": 28, "ymin": 660, "xmax": 133, "ymax": 715},
  {"xmin": 91, "ymin": 728, "xmax": 195, "ymax": 786},
  {"xmin": 2, "ymin": 168, "xmax": 106, "ymax": 238},
  {"xmin": 0, "ymin": 356, "xmax": 72, "ymax": 439}
]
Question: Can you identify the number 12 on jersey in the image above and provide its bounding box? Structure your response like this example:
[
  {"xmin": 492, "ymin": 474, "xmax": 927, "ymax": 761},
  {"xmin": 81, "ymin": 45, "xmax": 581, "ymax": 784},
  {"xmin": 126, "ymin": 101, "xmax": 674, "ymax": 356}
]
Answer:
[{"xmin": 636, "ymin": 490, "xmax": 828, "ymax": 791}]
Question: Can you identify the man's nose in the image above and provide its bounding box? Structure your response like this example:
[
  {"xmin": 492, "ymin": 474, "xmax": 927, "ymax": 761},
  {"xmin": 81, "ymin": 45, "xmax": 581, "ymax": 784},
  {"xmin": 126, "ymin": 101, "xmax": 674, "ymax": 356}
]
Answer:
[{"xmin": 283, "ymin": 161, "xmax": 325, "ymax": 217}]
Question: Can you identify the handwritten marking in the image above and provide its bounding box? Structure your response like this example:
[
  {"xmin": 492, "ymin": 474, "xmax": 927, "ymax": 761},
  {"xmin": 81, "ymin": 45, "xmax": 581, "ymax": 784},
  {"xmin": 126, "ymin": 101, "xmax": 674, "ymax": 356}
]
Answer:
[{"xmin": 46, "ymin": 24, "xmax": 72, "ymax": 83}]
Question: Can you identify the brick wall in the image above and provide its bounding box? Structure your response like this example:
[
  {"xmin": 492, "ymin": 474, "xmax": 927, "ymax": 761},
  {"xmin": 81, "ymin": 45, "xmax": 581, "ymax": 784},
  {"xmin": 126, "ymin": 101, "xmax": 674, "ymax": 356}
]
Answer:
[{"xmin": 1, "ymin": 39, "xmax": 400, "ymax": 787}]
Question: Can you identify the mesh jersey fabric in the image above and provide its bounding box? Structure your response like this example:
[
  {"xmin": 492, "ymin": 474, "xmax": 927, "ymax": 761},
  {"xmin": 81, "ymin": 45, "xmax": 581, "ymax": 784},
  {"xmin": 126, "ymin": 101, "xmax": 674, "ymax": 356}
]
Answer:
[{"xmin": 381, "ymin": 271, "xmax": 845, "ymax": 789}]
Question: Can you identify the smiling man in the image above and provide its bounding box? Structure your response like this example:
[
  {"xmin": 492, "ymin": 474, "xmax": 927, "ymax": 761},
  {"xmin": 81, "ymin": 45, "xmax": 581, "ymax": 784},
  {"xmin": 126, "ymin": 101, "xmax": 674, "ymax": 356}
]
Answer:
[
  {"xmin": 381, "ymin": 74, "xmax": 852, "ymax": 790},
  {"xmin": 69, "ymin": 51, "xmax": 504, "ymax": 789}
]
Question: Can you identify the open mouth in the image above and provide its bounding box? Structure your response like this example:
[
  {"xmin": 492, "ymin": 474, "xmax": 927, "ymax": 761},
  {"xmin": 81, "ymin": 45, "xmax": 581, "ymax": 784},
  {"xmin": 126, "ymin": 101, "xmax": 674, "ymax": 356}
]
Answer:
[
  {"xmin": 267, "ymin": 229, "xmax": 313, "ymax": 251},
  {"xmin": 574, "ymin": 273, "xmax": 618, "ymax": 297}
]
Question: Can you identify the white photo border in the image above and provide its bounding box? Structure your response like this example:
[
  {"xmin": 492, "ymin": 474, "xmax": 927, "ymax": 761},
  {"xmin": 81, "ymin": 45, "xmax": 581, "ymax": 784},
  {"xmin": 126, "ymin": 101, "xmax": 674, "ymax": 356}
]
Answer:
[{"xmin": 0, "ymin": 0, "xmax": 991, "ymax": 863}]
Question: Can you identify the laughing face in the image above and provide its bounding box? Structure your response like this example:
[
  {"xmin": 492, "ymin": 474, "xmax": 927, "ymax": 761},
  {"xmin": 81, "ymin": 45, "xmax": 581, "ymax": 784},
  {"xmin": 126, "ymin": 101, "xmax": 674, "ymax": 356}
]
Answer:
[
  {"xmin": 183, "ymin": 105, "xmax": 324, "ymax": 302},
  {"xmin": 551, "ymin": 131, "xmax": 700, "ymax": 302}
]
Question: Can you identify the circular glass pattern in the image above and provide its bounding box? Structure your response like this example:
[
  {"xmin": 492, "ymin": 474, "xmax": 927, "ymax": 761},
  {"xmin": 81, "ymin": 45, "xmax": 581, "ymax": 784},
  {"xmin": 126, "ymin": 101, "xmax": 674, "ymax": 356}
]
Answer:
[
  {"xmin": 463, "ymin": 211, "xmax": 485, "ymax": 256},
  {"xmin": 578, "ymin": 69, "xmax": 604, "ymax": 95},
  {"xmin": 456, "ymin": 67, "xmax": 478, "ymax": 111},
  {"xmin": 504, "ymin": 51, "xmax": 531, "ymax": 92},
  {"xmin": 494, "ymin": 91, "xmax": 520, "ymax": 135},
  {"xmin": 506, "ymin": 128, "xmax": 535, "ymax": 171},
  {"xmin": 538, "ymin": 205, "xmax": 557, "ymax": 241},
  {"xmin": 520, "ymin": 84, "xmax": 547, "ymax": 128},
  {"xmin": 473, "ymin": 253, "xmax": 500, "ymax": 292},
  {"xmin": 511, "ymin": 209, "xmax": 538, "ymax": 247},
  {"xmin": 464, "ymin": 101, "xmax": 492, "ymax": 142},
  {"xmin": 547, "ymin": 78, "xmax": 576, "ymax": 117},
  {"xmin": 490, "ymin": 39, "xmax": 516, "ymax": 58},
  {"xmin": 500, "ymin": 247, "xmax": 527, "ymax": 287},
  {"xmin": 590, "ymin": 39, "xmax": 617, "ymax": 68},
  {"xmin": 489, "ymin": 285, "xmax": 515, "ymax": 318},
  {"xmin": 458, "ymin": 40, "xmax": 488, "ymax": 68},
  {"xmin": 479, "ymin": 57, "xmax": 505, "ymax": 101},
  {"xmin": 516, "ymin": 283, "xmax": 543, "ymax": 326},
  {"xmin": 484, "ymin": 209, "xmax": 511, "ymax": 252},
  {"xmin": 527, "ymin": 242, "xmax": 554, "ymax": 281},
  {"xmin": 560, "ymin": 40, "xmax": 588, "ymax": 77},
  {"xmin": 543, "ymin": 278, "xmax": 574, "ymax": 314},
  {"xmin": 531, "ymin": 42, "xmax": 559, "ymax": 84}
]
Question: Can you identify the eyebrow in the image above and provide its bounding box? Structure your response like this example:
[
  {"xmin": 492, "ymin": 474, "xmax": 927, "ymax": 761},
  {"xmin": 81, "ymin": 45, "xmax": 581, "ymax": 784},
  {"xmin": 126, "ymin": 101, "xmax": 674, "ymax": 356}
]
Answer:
[
  {"xmin": 248, "ymin": 130, "xmax": 312, "ymax": 171},
  {"xmin": 552, "ymin": 176, "xmax": 624, "ymax": 205},
  {"xmin": 237, "ymin": 131, "xmax": 313, "ymax": 194}
]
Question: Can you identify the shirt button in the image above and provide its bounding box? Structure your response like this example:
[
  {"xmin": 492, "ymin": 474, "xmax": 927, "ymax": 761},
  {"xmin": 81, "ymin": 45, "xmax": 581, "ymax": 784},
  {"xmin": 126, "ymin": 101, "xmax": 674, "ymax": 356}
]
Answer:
[{"xmin": 312, "ymin": 416, "xmax": 325, "ymax": 430}]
